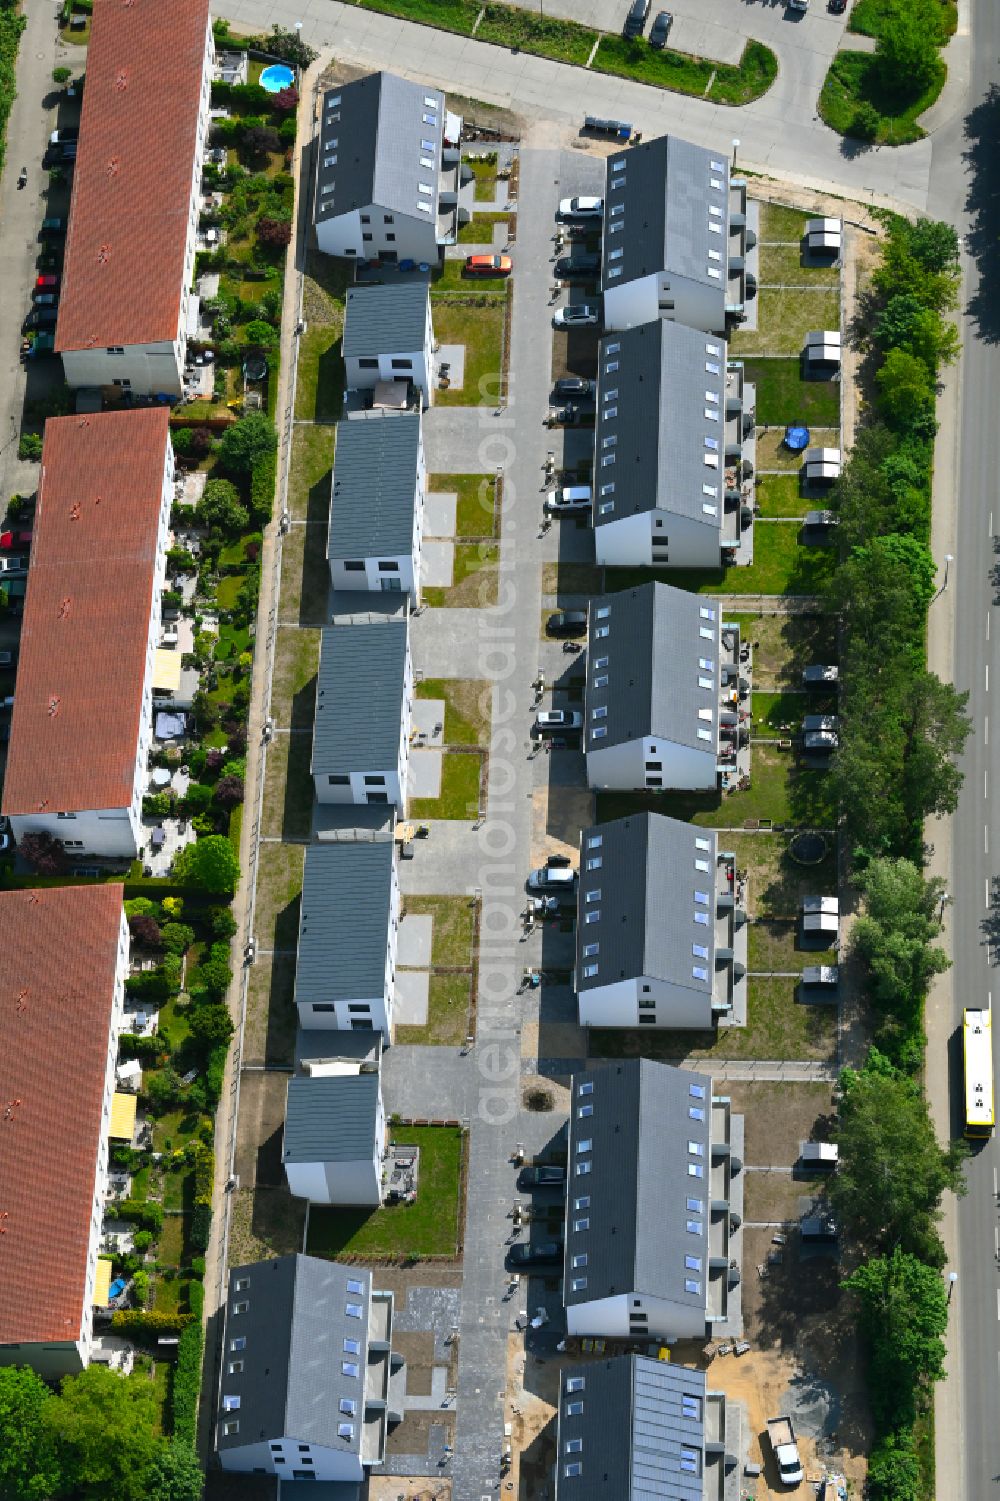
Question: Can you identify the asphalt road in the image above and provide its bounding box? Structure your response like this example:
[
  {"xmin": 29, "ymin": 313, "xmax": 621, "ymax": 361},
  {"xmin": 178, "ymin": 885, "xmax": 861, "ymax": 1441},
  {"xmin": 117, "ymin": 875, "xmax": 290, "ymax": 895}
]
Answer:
[{"xmin": 929, "ymin": 1, "xmax": 1000, "ymax": 1492}]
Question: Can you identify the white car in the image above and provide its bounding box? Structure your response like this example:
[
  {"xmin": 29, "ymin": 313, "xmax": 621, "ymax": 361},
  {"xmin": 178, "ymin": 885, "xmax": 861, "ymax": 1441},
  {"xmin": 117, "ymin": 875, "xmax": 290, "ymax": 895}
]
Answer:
[
  {"xmin": 553, "ymin": 303, "xmax": 600, "ymax": 329},
  {"xmin": 535, "ymin": 710, "xmax": 583, "ymax": 731},
  {"xmin": 544, "ymin": 486, "xmax": 592, "ymax": 515},
  {"xmin": 559, "ymin": 195, "xmax": 604, "ymax": 219},
  {"xmin": 527, "ymin": 866, "xmax": 577, "ymax": 893}
]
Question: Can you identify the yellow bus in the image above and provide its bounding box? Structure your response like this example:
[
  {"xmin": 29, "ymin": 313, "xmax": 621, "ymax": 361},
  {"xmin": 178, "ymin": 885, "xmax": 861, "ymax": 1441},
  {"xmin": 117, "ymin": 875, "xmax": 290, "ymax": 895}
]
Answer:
[{"xmin": 963, "ymin": 1008, "xmax": 995, "ymax": 1140}]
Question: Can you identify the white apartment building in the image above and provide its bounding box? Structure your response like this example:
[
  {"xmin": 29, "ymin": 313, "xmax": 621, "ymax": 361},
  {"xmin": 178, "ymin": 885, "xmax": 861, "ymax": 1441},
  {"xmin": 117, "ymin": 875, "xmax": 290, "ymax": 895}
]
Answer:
[
  {"xmin": 342, "ymin": 283, "xmax": 435, "ymax": 407},
  {"xmin": 3, "ymin": 409, "xmax": 174, "ymax": 860},
  {"xmin": 284, "ymin": 1035, "xmax": 386, "ymax": 1206},
  {"xmin": 312, "ymin": 618, "xmax": 412, "ymax": 813},
  {"xmin": 55, "ymin": 0, "xmax": 213, "ymax": 395},
  {"xmin": 328, "ymin": 412, "xmax": 426, "ymax": 600}
]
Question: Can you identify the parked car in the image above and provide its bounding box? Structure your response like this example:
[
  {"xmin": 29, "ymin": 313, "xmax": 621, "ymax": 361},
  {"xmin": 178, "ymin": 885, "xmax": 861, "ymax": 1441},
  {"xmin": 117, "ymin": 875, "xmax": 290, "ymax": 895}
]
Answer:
[
  {"xmin": 527, "ymin": 866, "xmax": 577, "ymax": 893},
  {"xmin": 25, "ymin": 308, "xmax": 58, "ymax": 328},
  {"xmin": 802, "ymin": 664, "xmax": 838, "ymax": 687},
  {"xmin": 49, "ymin": 126, "xmax": 79, "ymax": 145},
  {"xmin": 535, "ymin": 710, "xmax": 583, "ymax": 732},
  {"xmin": 32, "ymin": 292, "xmax": 58, "ymax": 306},
  {"xmin": 0, "ymin": 833, "xmax": 10, "ymax": 855},
  {"xmin": 545, "ymin": 485, "xmax": 592, "ymax": 516},
  {"xmin": 0, "ymin": 554, "xmax": 29, "ymax": 574},
  {"xmin": 465, "ymin": 253, "xmax": 512, "ymax": 276},
  {"xmin": 546, "ymin": 610, "xmax": 588, "ymax": 637},
  {"xmin": 0, "ymin": 531, "xmax": 32, "ymax": 551},
  {"xmin": 549, "ymin": 403, "xmax": 583, "ymax": 426},
  {"xmin": 623, "ymin": 0, "xmax": 651, "ymax": 37},
  {"xmin": 558, "ymin": 195, "xmax": 604, "ymax": 220},
  {"xmin": 35, "ymin": 274, "xmax": 60, "ymax": 290},
  {"xmin": 828, "ymin": 0, "xmax": 847, "ymax": 9},
  {"xmin": 552, "ymin": 377, "xmax": 594, "ymax": 399},
  {"xmin": 0, "ymin": 651, "xmax": 15, "ymax": 668},
  {"xmin": 517, "ymin": 1165, "xmax": 566, "ymax": 1191},
  {"xmin": 507, "ymin": 1240, "xmax": 564, "ymax": 1268},
  {"xmin": 40, "ymin": 217, "xmax": 66, "ymax": 238},
  {"xmin": 583, "ymin": 116, "xmax": 633, "ymax": 140},
  {"xmin": 649, "ymin": 9, "xmax": 673, "ymax": 45},
  {"xmin": 553, "ymin": 303, "xmax": 600, "ymax": 329},
  {"xmin": 555, "ymin": 253, "xmax": 601, "ymax": 278}
]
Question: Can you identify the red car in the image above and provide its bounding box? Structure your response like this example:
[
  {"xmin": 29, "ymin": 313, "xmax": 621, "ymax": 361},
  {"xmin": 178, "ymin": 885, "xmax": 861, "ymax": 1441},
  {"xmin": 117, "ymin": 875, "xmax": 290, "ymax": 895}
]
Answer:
[
  {"xmin": 35, "ymin": 274, "xmax": 59, "ymax": 289},
  {"xmin": 0, "ymin": 531, "xmax": 32, "ymax": 551}
]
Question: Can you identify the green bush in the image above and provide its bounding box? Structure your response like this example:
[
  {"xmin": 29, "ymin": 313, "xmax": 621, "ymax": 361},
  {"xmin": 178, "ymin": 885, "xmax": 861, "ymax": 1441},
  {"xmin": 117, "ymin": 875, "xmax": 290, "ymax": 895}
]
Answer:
[
  {"xmin": 119, "ymin": 1033, "xmax": 167, "ymax": 1062},
  {"xmin": 187, "ymin": 1279, "xmax": 205, "ymax": 1319},
  {"xmin": 126, "ymin": 969, "xmax": 173, "ymax": 1001},
  {"xmin": 117, "ymin": 1200, "xmax": 164, "ymax": 1232},
  {"xmin": 190, "ymin": 1202, "xmax": 213, "ymax": 1253},
  {"xmin": 192, "ymin": 1142, "xmax": 214, "ymax": 1207},
  {"xmin": 171, "ymin": 1324, "xmax": 204, "ymax": 1446},
  {"xmin": 18, "ymin": 434, "xmax": 42, "ymax": 461},
  {"xmin": 110, "ymin": 1309, "xmax": 192, "ymax": 1335}
]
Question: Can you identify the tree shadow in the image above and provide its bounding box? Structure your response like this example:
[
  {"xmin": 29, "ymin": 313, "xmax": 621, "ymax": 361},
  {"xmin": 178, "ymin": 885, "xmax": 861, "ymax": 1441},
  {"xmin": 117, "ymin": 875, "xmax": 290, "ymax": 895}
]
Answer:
[{"xmin": 963, "ymin": 83, "xmax": 1000, "ymax": 344}]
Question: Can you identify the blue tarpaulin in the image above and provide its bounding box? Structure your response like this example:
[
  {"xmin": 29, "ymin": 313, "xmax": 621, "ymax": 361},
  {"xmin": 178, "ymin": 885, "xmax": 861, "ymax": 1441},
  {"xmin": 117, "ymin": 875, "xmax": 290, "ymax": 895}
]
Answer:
[{"xmin": 784, "ymin": 425, "xmax": 810, "ymax": 451}]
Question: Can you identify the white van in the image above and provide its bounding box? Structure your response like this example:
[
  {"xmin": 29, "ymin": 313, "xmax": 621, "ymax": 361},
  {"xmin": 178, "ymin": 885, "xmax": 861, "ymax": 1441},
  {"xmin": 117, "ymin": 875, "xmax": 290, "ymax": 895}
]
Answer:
[{"xmin": 544, "ymin": 485, "xmax": 592, "ymax": 516}]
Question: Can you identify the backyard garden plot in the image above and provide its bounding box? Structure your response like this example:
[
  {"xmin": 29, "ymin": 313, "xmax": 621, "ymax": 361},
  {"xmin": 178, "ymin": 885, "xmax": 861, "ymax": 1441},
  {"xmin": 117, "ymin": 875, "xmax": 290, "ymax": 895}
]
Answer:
[
  {"xmin": 597, "ymin": 745, "xmax": 838, "ymax": 831},
  {"xmin": 606, "ymin": 521, "xmax": 836, "ymax": 598},
  {"xmin": 430, "ymin": 299, "xmax": 506, "ymax": 410},
  {"xmin": 396, "ymin": 893, "xmax": 478, "ymax": 1047},
  {"xmin": 723, "ymin": 612, "xmax": 838, "ymax": 692}
]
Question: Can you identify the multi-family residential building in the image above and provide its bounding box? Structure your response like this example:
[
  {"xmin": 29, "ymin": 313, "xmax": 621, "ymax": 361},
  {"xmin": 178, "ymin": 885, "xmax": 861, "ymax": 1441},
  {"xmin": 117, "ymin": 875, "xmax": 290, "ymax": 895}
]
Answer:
[
  {"xmin": 583, "ymin": 583, "xmax": 748, "ymax": 793},
  {"xmin": 575, "ymin": 814, "xmax": 746, "ymax": 1029},
  {"xmin": 0, "ymin": 885, "xmax": 129, "ymax": 1379},
  {"xmin": 563, "ymin": 1061, "xmax": 743, "ymax": 1341},
  {"xmin": 293, "ymin": 838, "xmax": 399, "ymax": 1039},
  {"xmin": 312, "ymin": 618, "xmax": 412, "ymax": 812},
  {"xmin": 343, "ymin": 283, "xmax": 435, "ymax": 407},
  {"xmin": 328, "ymin": 413, "xmax": 426, "ymax": 599},
  {"xmin": 314, "ymin": 72, "xmax": 463, "ymax": 264},
  {"xmin": 555, "ymin": 1355, "xmax": 741, "ymax": 1501},
  {"xmin": 216, "ymin": 1255, "xmax": 406, "ymax": 1481},
  {"xmin": 55, "ymin": 0, "xmax": 214, "ymax": 395},
  {"xmin": 592, "ymin": 321, "xmax": 754, "ymax": 568},
  {"xmin": 2, "ymin": 409, "xmax": 174, "ymax": 860},
  {"xmin": 600, "ymin": 134, "xmax": 749, "ymax": 335},
  {"xmin": 284, "ymin": 1033, "xmax": 386, "ymax": 1207}
]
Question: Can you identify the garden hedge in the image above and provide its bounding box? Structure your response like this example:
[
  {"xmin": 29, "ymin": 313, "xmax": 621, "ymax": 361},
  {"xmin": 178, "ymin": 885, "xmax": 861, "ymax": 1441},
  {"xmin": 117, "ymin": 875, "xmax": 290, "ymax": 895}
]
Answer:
[
  {"xmin": 110, "ymin": 1309, "xmax": 193, "ymax": 1336},
  {"xmin": 170, "ymin": 1323, "xmax": 204, "ymax": 1446}
]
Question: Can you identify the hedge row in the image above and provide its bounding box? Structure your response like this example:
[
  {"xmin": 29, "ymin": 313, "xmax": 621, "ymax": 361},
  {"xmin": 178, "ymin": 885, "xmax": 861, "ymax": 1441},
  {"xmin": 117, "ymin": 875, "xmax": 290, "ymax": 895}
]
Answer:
[
  {"xmin": 250, "ymin": 447, "xmax": 277, "ymax": 522},
  {"xmin": 170, "ymin": 1323, "xmax": 204, "ymax": 1446},
  {"xmin": 116, "ymin": 1200, "xmax": 164, "ymax": 1232},
  {"xmin": 190, "ymin": 1202, "xmax": 213, "ymax": 1253},
  {"xmin": 111, "ymin": 1309, "xmax": 193, "ymax": 1336}
]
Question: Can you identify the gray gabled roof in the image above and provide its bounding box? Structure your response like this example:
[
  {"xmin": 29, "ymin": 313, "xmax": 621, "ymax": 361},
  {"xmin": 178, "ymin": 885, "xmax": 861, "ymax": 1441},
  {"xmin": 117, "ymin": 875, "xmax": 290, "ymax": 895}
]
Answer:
[
  {"xmin": 294, "ymin": 840, "xmax": 395, "ymax": 1008},
  {"xmin": 315, "ymin": 72, "xmax": 444, "ymax": 227},
  {"xmin": 343, "ymin": 283, "xmax": 430, "ymax": 359},
  {"xmin": 585, "ymin": 582, "xmax": 720, "ymax": 754},
  {"xmin": 600, "ymin": 134, "xmax": 730, "ymax": 294},
  {"xmin": 217, "ymin": 1254, "xmax": 373, "ymax": 1453},
  {"xmin": 576, "ymin": 813, "xmax": 717, "ymax": 994},
  {"xmin": 556, "ymin": 1355, "xmax": 708, "ymax": 1501},
  {"xmin": 284, "ymin": 1074, "xmax": 381, "ymax": 1164},
  {"xmin": 564, "ymin": 1060, "xmax": 712, "ymax": 1313},
  {"xmin": 594, "ymin": 320, "xmax": 727, "ymax": 529},
  {"xmin": 328, "ymin": 413, "xmax": 422, "ymax": 560},
  {"xmin": 311, "ymin": 618, "xmax": 408, "ymax": 776}
]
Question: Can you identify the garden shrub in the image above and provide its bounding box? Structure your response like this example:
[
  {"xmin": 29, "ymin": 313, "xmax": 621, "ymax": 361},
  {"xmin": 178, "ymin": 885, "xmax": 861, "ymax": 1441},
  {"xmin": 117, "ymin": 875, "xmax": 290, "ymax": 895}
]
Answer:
[
  {"xmin": 171, "ymin": 1323, "xmax": 205, "ymax": 1446},
  {"xmin": 110, "ymin": 1309, "xmax": 192, "ymax": 1335}
]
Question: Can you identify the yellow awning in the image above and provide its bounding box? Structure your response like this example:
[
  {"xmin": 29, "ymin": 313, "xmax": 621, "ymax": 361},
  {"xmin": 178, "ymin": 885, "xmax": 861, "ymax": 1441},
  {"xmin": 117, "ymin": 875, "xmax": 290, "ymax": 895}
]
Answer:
[
  {"xmin": 153, "ymin": 648, "xmax": 182, "ymax": 693},
  {"xmin": 109, "ymin": 1092, "xmax": 137, "ymax": 1141},
  {"xmin": 93, "ymin": 1257, "xmax": 113, "ymax": 1306}
]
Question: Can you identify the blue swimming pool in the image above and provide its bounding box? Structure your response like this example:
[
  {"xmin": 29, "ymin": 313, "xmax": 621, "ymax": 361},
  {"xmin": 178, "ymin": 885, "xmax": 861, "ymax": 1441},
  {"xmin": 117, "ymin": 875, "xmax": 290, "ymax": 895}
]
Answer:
[{"xmin": 260, "ymin": 63, "xmax": 294, "ymax": 93}]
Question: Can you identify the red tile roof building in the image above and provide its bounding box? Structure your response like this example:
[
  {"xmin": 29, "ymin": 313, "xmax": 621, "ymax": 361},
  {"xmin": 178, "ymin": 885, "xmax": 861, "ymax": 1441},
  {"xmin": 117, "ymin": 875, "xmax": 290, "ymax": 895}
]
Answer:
[
  {"xmin": 2, "ymin": 409, "xmax": 173, "ymax": 859},
  {"xmin": 56, "ymin": 0, "xmax": 214, "ymax": 395},
  {"xmin": 0, "ymin": 884, "xmax": 128, "ymax": 1379}
]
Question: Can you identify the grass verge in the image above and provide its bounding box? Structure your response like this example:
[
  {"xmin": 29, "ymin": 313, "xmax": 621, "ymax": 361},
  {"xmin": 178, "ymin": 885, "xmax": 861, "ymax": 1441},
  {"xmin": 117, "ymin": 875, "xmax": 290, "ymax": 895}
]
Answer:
[
  {"xmin": 415, "ymin": 677, "xmax": 492, "ymax": 746},
  {"xmin": 408, "ymin": 751, "xmax": 483, "ymax": 821},
  {"xmin": 818, "ymin": 51, "xmax": 945, "ymax": 147},
  {"xmin": 593, "ymin": 36, "xmax": 777, "ymax": 105},
  {"xmin": 306, "ymin": 1126, "xmax": 464, "ymax": 1257}
]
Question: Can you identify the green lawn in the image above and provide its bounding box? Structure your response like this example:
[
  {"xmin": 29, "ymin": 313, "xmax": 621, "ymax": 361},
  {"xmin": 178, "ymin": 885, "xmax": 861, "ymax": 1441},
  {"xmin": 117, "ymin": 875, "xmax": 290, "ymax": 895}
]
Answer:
[
  {"xmin": 741, "ymin": 358, "xmax": 841, "ymax": 427},
  {"xmin": 467, "ymin": 155, "xmax": 499, "ymax": 201},
  {"xmin": 759, "ymin": 243, "xmax": 841, "ymax": 288},
  {"xmin": 401, "ymin": 893, "xmax": 478, "ymax": 967},
  {"xmin": 476, "ymin": 5, "xmax": 597, "ymax": 64},
  {"xmin": 430, "ymin": 300, "xmax": 505, "ymax": 409},
  {"xmin": 752, "ymin": 688, "xmax": 833, "ymax": 732},
  {"xmin": 157, "ymin": 1213, "xmax": 189, "ymax": 1268},
  {"xmin": 135, "ymin": 1357, "xmax": 170, "ymax": 1438},
  {"xmin": 408, "ymin": 751, "xmax": 483, "ymax": 821},
  {"xmin": 151, "ymin": 1107, "xmax": 202, "ymax": 1154},
  {"xmin": 606, "ymin": 522, "xmax": 836, "ymax": 598},
  {"xmin": 723, "ymin": 831, "xmax": 838, "ymax": 919},
  {"xmin": 359, "ymin": 0, "xmax": 478, "ymax": 31},
  {"xmin": 748, "ymin": 921, "xmax": 838, "ymax": 974},
  {"xmin": 295, "ymin": 325, "xmax": 343, "ymax": 421},
  {"xmin": 818, "ymin": 51, "xmax": 945, "ymax": 146},
  {"xmin": 759, "ymin": 202, "xmax": 812, "ymax": 243},
  {"xmin": 157, "ymin": 994, "xmax": 191, "ymax": 1053},
  {"xmin": 271, "ymin": 626, "xmax": 320, "ymax": 729},
  {"xmin": 457, "ymin": 212, "xmax": 509, "ymax": 245},
  {"xmin": 396, "ymin": 972, "xmax": 473, "ymax": 1046},
  {"xmin": 422, "ymin": 542, "xmax": 500, "ymax": 607},
  {"xmin": 849, "ymin": 0, "xmax": 956, "ymax": 39},
  {"xmin": 415, "ymin": 678, "xmax": 492, "ymax": 746},
  {"xmin": 588, "ymin": 974, "xmax": 837, "ymax": 1062},
  {"xmin": 261, "ymin": 730, "xmax": 314, "ymax": 840},
  {"xmin": 306, "ymin": 1126, "xmax": 465, "ymax": 1257},
  {"xmin": 597, "ymin": 745, "xmax": 838, "ymax": 830},
  {"xmin": 756, "ymin": 473, "xmax": 804, "ymax": 518},
  {"xmin": 731, "ymin": 289, "xmax": 842, "ymax": 357},
  {"xmin": 215, "ymin": 575, "xmax": 243, "ymax": 611},
  {"xmin": 593, "ymin": 37, "xmax": 777, "ymax": 105},
  {"xmin": 428, "ymin": 472, "xmax": 498, "ymax": 538},
  {"xmin": 287, "ymin": 424, "xmax": 335, "ymax": 522}
]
